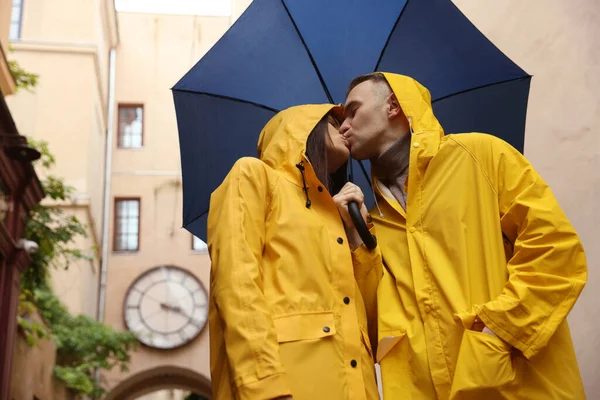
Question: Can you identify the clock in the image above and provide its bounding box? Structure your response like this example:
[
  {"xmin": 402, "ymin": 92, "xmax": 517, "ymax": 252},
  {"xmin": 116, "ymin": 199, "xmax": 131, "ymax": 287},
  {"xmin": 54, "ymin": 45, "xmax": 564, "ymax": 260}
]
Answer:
[{"xmin": 124, "ymin": 265, "xmax": 208, "ymax": 349}]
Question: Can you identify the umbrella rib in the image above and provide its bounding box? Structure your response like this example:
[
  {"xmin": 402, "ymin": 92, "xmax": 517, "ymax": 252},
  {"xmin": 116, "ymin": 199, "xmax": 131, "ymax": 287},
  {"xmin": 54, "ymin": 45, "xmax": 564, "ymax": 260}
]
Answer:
[
  {"xmin": 374, "ymin": 0, "xmax": 411, "ymax": 71},
  {"xmin": 375, "ymin": 0, "xmax": 530, "ymax": 80},
  {"xmin": 183, "ymin": 209, "xmax": 208, "ymax": 230},
  {"xmin": 432, "ymin": 75, "xmax": 532, "ymax": 103},
  {"xmin": 280, "ymin": 0, "xmax": 334, "ymax": 104},
  {"xmin": 172, "ymin": 88, "xmax": 280, "ymax": 113}
]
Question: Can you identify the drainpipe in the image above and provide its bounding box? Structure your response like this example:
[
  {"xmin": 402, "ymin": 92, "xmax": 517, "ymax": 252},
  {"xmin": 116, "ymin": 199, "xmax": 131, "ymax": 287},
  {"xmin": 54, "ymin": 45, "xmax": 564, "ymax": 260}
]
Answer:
[{"xmin": 97, "ymin": 47, "xmax": 116, "ymax": 323}]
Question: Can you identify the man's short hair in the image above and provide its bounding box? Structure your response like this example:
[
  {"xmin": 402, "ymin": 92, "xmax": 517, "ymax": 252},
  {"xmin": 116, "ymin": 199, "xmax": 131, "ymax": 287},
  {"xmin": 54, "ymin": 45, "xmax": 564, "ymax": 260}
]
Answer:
[{"xmin": 346, "ymin": 72, "xmax": 391, "ymax": 99}]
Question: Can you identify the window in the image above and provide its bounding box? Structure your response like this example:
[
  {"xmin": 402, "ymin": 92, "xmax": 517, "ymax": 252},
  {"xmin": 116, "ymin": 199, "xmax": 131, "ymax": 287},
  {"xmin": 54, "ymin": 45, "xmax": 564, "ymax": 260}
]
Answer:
[
  {"xmin": 192, "ymin": 235, "xmax": 208, "ymax": 252},
  {"xmin": 118, "ymin": 105, "xmax": 143, "ymax": 148},
  {"xmin": 114, "ymin": 198, "xmax": 140, "ymax": 251},
  {"xmin": 9, "ymin": 0, "xmax": 24, "ymax": 40}
]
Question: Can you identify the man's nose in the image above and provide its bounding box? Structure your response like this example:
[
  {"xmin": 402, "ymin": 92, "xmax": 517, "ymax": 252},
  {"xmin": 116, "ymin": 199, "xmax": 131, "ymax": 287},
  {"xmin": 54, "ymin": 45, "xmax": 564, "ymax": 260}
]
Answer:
[{"xmin": 339, "ymin": 119, "xmax": 350, "ymax": 135}]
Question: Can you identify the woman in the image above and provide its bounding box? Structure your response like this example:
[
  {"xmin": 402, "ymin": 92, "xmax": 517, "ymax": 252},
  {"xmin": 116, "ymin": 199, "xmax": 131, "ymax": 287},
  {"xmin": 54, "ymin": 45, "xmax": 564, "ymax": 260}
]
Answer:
[{"xmin": 207, "ymin": 104, "xmax": 382, "ymax": 400}]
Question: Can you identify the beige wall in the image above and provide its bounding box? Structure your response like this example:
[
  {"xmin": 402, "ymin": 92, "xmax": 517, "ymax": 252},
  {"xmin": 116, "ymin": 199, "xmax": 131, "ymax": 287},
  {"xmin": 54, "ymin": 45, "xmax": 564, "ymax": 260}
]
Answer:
[
  {"xmin": 19, "ymin": 0, "xmax": 96, "ymax": 44},
  {"xmin": 10, "ymin": 317, "xmax": 75, "ymax": 400},
  {"xmin": 50, "ymin": 206, "xmax": 101, "ymax": 317},
  {"xmin": 8, "ymin": 50, "xmax": 100, "ymax": 190},
  {"xmin": 0, "ymin": 0, "xmax": 11, "ymax": 46},
  {"xmin": 112, "ymin": 12, "xmax": 230, "ymax": 174},
  {"xmin": 453, "ymin": 0, "xmax": 600, "ymax": 394}
]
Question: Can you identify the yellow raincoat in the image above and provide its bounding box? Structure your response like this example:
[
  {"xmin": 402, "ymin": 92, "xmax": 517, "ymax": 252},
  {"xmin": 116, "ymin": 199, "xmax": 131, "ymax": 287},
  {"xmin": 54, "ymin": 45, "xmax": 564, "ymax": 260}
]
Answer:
[
  {"xmin": 369, "ymin": 73, "xmax": 587, "ymax": 399},
  {"xmin": 207, "ymin": 104, "xmax": 382, "ymax": 400}
]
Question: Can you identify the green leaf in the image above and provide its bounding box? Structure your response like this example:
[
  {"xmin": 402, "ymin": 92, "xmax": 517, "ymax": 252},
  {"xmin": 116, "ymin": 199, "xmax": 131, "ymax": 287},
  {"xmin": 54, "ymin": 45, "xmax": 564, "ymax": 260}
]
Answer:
[{"xmin": 8, "ymin": 59, "xmax": 38, "ymax": 92}]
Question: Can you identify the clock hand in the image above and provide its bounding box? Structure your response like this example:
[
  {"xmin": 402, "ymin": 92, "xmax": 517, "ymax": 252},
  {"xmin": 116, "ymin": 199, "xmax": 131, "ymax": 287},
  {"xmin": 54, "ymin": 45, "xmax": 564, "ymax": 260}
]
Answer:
[
  {"xmin": 169, "ymin": 305, "xmax": 204, "ymax": 329},
  {"xmin": 139, "ymin": 292, "xmax": 164, "ymax": 305},
  {"xmin": 142, "ymin": 303, "xmax": 176, "ymax": 322},
  {"xmin": 168, "ymin": 304, "xmax": 195, "ymax": 321}
]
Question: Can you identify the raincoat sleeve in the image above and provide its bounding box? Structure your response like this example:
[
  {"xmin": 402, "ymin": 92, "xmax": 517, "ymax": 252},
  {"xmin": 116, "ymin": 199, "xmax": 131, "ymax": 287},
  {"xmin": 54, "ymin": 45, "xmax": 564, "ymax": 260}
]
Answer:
[
  {"xmin": 207, "ymin": 158, "xmax": 292, "ymax": 400},
  {"xmin": 474, "ymin": 138, "xmax": 587, "ymax": 360},
  {"xmin": 351, "ymin": 225, "xmax": 383, "ymax": 351}
]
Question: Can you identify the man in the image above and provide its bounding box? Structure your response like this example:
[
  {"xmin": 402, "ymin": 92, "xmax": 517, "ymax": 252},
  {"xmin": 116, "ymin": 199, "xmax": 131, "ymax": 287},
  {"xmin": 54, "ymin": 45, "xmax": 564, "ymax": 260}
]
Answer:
[{"xmin": 340, "ymin": 72, "xmax": 587, "ymax": 399}]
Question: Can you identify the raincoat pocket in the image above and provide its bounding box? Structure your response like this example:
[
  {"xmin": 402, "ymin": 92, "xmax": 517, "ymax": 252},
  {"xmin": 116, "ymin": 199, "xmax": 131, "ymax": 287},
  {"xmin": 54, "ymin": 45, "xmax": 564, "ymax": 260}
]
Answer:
[
  {"xmin": 274, "ymin": 312, "xmax": 343, "ymax": 400},
  {"xmin": 450, "ymin": 329, "xmax": 516, "ymax": 399}
]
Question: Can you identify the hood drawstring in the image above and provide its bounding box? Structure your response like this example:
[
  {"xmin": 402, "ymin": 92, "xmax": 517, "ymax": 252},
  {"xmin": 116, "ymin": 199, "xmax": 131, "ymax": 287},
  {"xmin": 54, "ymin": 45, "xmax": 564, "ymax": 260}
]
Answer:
[
  {"xmin": 296, "ymin": 161, "xmax": 312, "ymax": 208},
  {"xmin": 372, "ymin": 181, "xmax": 385, "ymax": 218}
]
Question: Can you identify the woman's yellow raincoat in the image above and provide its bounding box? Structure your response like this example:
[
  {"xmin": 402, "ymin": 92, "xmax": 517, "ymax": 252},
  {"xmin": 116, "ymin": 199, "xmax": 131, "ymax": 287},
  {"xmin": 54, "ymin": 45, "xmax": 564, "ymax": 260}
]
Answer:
[
  {"xmin": 368, "ymin": 73, "xmax": 587, "ymax": 399},
  {"xmin": 207, "ymin": 104, "xmax": 382, "ymax": 400}
]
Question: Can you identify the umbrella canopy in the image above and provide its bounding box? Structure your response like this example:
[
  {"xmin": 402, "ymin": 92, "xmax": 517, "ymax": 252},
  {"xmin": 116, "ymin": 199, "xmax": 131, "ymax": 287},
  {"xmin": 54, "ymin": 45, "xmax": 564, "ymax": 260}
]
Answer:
[{"xmin": 173, "ymin": 0, "xmax": 531, "ymax": 240}]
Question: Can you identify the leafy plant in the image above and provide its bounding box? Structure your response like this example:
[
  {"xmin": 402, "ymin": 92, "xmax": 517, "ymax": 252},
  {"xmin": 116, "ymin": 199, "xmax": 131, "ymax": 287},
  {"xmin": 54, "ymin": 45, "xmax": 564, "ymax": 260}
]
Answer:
[
  {"xmin": 35, "ymin": 285, "xmax": 138, "ymax": 399},
  {"xmin": 7, "ymin": 45, "xmax": 38, "ymax": 92},
  {"xmin": 16, "ymin": 289, "xmax": 48, "ymax": 347}
]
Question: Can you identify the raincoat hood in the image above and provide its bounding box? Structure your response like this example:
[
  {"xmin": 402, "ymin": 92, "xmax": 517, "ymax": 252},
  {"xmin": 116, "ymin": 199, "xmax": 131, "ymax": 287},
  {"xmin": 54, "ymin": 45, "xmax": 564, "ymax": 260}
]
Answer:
[
  {"xmin": 381, "ymin": 72, "xmax": 444, "ymax": 137},
  {"xmin": 257, "ymin": 104, "xmax": 342, "ymax": 183}
]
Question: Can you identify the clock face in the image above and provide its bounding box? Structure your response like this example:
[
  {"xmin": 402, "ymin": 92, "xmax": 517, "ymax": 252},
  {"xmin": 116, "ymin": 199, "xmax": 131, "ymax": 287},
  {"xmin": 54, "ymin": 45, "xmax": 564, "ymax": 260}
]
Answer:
[{"xmin": 124, "ymin": 266, "xmax": 208, "ymax": 349}]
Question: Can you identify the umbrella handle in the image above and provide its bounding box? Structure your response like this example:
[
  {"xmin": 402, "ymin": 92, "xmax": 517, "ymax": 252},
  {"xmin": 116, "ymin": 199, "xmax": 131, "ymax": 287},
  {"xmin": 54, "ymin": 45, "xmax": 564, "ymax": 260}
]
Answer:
[{"xmin": 348, "ymin": 201, "xmax": 377, "ymax": 250}]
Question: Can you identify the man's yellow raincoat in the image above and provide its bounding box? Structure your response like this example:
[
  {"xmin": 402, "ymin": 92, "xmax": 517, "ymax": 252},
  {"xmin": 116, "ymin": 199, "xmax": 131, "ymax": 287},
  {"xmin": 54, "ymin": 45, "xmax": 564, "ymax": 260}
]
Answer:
[
  {"xmin": 368, "ymin": 73, "xmax": 587, "ymax": 399},
  {"xmin": 207, "ymin": 104, "xmax": 382, "ymax": 400}
]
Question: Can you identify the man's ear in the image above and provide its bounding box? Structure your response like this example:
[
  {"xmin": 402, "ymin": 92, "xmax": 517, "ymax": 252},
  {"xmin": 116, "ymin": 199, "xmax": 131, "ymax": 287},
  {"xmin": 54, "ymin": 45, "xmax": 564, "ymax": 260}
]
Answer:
[{"xmin": 387, "ymin": 94, "xmax": 402, "ymax": 119}]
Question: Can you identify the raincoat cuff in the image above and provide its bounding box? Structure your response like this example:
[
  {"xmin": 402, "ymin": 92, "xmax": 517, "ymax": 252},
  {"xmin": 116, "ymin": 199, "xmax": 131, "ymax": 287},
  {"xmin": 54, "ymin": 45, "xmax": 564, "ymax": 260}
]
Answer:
[
  {"xmin": 476, "ymin": 287, "xmax": 579, "ymax": 360},
  {"xmin": 351, "ymin": 228, "xmax": 381, "ymax": 280},
  {"xmin": 236, "ymin": 372, "xmax": 291, "ymax": 400},
  {"xmin": 473, "ymin": 307, "xmax": 527, "ymax": 353}
]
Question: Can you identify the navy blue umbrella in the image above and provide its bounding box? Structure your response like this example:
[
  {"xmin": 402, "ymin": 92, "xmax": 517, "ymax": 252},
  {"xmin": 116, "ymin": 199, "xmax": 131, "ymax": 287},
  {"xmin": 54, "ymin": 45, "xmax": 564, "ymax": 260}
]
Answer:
[{"xmin": 173, "ymin": 0, "xmax": 531, "ymax": 240}]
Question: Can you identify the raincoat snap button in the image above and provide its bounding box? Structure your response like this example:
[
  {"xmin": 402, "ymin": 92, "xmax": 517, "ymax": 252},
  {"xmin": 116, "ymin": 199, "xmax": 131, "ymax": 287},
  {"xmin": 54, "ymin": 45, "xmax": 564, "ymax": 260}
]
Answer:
[
  {"xmin": 337, "ymin": 237, "xmax": 344, "ymax": 244},
  {"xmin": 323, "ymin": 326, "xmax": 331, "ymax": 333},
  {"xmin": 318, "ymin": 186, "xmax": 323, "ymax": 192},
  {"xmin": 343, "ymin": 297, "xmax": 350, "ymax": 304},
  {"xmin": 425, "ymin": 305, "xmax": 432, "ymax": 314},
  {"xmin": 350, "ymin": 360, "xmax": 357, "ymax": 368},
  {"xmin": 413, "ymin": 142, "xmax": 420, "ymax": 148},
  {"xmin": 409, "ymin": 227, "xmax": 416, "ymax": 233}
]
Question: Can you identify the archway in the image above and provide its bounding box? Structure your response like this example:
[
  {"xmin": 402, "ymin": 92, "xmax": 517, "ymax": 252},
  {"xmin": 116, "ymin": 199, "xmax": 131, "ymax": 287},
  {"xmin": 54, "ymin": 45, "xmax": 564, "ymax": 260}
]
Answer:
[{"xmin": 106, "ymin": 365, "xmax": 211, "ymax": 400}]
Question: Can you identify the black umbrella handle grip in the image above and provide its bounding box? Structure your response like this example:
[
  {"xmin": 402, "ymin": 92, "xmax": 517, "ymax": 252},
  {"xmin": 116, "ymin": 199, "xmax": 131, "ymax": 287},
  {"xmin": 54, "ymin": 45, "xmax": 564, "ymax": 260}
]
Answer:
[{"xmin": 348, "ymin": 201, "xmax": 377, "ymax": 250}]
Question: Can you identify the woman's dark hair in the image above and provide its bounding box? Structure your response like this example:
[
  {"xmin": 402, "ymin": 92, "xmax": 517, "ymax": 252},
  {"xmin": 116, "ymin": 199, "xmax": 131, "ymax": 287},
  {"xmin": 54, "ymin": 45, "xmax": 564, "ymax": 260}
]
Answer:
[{"xmin": 305, "ymin": 113, "xmax": 347, "ymax": 194}]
